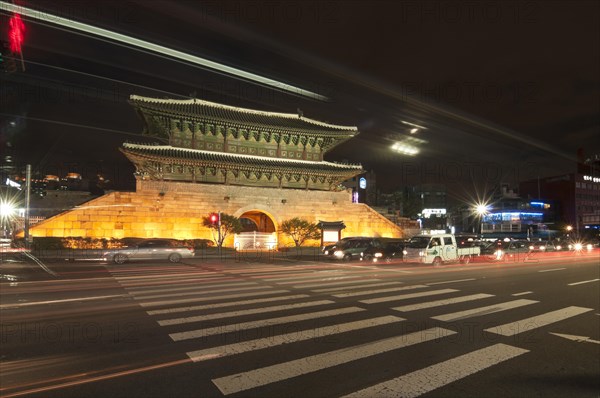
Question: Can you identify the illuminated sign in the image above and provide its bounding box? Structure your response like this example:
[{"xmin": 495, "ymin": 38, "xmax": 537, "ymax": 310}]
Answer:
[
  {"xmin": 359, "ymin": 177, "xmax": 367, "ymax": 189},
  {"xmin": 422, "ymin": 208, "xmax": 446, "ymax": 218},
  {"xmin": 583, "ymin": 175, "xmax": 600, "ymax": 183}
]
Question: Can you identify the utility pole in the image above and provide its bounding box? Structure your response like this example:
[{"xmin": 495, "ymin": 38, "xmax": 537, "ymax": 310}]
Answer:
[
  {"xmin": 218, "ymin": 211, "xmax": 222, "ymax": 256},
  {"xmin": 24, "ymin": 164, "xmax": 31, "ymax": 247}
]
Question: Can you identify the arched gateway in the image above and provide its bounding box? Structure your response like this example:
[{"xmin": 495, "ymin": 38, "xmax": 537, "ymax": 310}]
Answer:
[
  {"xmin": 235, "ymin": 207, "xmax": 278, "ymax": 250},
  {"xmin": 24, "ymin": 95, "xmax": 403, "ymax": 246}
]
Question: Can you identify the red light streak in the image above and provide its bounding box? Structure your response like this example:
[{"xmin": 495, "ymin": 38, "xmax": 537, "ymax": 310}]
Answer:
[{"xmin": 9, "ymin": 13, "xmax": 25, "ymax": 54}]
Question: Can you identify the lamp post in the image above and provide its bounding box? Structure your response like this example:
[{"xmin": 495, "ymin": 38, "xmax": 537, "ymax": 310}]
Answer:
[{"xmin": 475, "ymin": 203, "xmax": 489, "ymax": 240}]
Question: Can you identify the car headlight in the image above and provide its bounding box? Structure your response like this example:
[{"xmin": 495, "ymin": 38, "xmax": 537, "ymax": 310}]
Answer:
[
  {"xmin": 494, "ymin": 250, "xmax": 504, "ymax": 258},
  {"xmin": 540, "ymin": 246, "xmax": 546, "ymax": 251},
  {"xmin": 556, "ymin": 245, "xmax": 562, "ymax": 250},
  {"xmin": 324, "ymin": 250, "xmax": 329, "ymax": 255},
  {"xmin": 418, "ymin": 251, "xmax": 424, "ymax": 257},
  {"xmin": 403, "ymin": 250, "xmax": 407, "ymax": 255},
  {"xmin": 529, "ymin": 245, "xmax": 534, "ymax": 250},
  {"xmin": 334, "ymin": 250, "xmax": 344, "ymax": 258},
  {"xmin": 374, "ymin": 252, "xmax": 383, "ymax": 258},
  {"xmin": 574, "ymin": 243, "xmax": 583, "ymax": 251},
  {"xmin": 586, "ymin": 244, "xmax": 593, "ymax": 250}
]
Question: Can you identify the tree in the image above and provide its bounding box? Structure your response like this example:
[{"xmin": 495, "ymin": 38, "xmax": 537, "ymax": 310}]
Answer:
[
  {"xmin": 280, "ymin": 217, "xmax": 321, "ymax": 247},
  {"xmin": 202, "ymin": 213, "xmax": 242, "ymax": 247}
]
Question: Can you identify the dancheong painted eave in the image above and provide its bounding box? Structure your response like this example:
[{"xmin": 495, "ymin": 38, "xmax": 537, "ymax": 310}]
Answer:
[
  {"xmin": 120, "ymin": 143, "xmax": 363, "ymax": 173},
  {"xmin": 129, "ymin": 95, "xmax": 359, "ymax": 136}
]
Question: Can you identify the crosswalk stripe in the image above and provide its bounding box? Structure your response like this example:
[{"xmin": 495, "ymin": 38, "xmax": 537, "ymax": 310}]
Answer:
[
  {"xmin": 158, "ymin": 300, "xmax": 335, "ymax": 326},
  {"xmin": 334, "ymin": 285, "xmax": 429, "ymax": 298},
  {"xmin": 311, "ymin": 281, "xmax": 403, "ymax": 293},
  {"xmin": 130, "ymin": 285, "xmax": 270, "ymax": 300},
  {"xmin": 113, "ymin": 271, "xmax": 221, "ymax": 282},
  {"xmin": 432, "ymin": 299, "xmax": 538, "ymax": 322},
  {"xmin": 120, "ymin": 275, "xmax": 234, "ymax": 287},
  {"xmin": 275, "ymin": 276, "xmax": 357, "ymax": 285},
  {"xmin": 484, "ymin": 306, "xmax": 593, "ymax": 336},
  {"xmin": 146, "ymin": 294, "xmax": 310, "ymax": 315},
  {"xmin": 426, "ymin": 278, "xmax": 476, "ymax": 285},
  {"xmin": 263, "ymin": 273, "xmax": 347, "ymax": 282},
  {"xmin": 290, "ymin": 278, "xmax": 382, "ymax": 288},
  {"xmin": 170, "ymin": 307, "xmax": 365, "ymax": 341},
  {"xmin": 211, "ymin": 327, "xmax": 457, "ymax": 395},
  {"xmin": 187, "ymin": 315, "xmax": 404, "ymax": 362},
  {"xmin": 360, "ymin": 288, "xmax": 458, "ymax": 304},
  {"xmin": 139, "ymin": 290, "xmax": 290, "ymax": 308},
  {"xmin": 342, "ymin": 343, "xmax": 529, "ymax": 398},
  {"xmin": 128, "ymin": 281, "xmax": 258, "ymax": 296},
  {"xmin": 393, "ymin": 293, "xmax": 495, "ymax": 312}
]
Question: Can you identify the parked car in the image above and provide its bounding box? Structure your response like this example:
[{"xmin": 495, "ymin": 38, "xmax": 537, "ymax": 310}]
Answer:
[
  {"xmin": 361, "ymin": 239, "xmax": 405, "ymax": 263},
  {"xmin": 322, "ymin": 237, "xmax": 355, "ymax": 256},
  {"xmin": 331, "ymin": 237, "xmax": 380, "ymax": 261},
  {"xmin": 103, "ymin": 239, "xmax": 195, "ymax": 264},
  {"xmin": 488, "ymin": 240, "xmax": 530, "ymax": 261},
  {"xmin": 528, "ymin": 240, "xmax": 566, "ymax": 252}
]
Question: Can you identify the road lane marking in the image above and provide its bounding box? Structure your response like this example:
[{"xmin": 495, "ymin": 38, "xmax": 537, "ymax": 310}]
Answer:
[
  {"xmin": 485, "ymin": 306, "xmax": 594, "ymax": 336},
  {"xmin": 170, "ymin": 307, "xmax": 365, "ymax": 341},
  {"xmin": 538, "ymin": 268, "xmax": 566, "ymax": 273},
  {"xmin": 139, "ymin": 289, "xmax": 290, "ymax": 308},
  {"xmin": 127, "ymin": 281, "xmax": 258, "ymax": 295},
  {"xmin": 360, "ymin": 288, "xmax": 458, "ymax": 304},
  {"xmin": 312, "ymin": 281, "xmax": 403, "ymax": 293},
  {"xmin": 129, "ymin": 285, "xmax": 270, "ymax": 300},
  {"xmin": 0, "ymin": 294, "xmax": 129, "ymax": 309},
  {"xmin": 146, "ymin": 294, "xmax": 309, "ymax": 315},
  {"xmin": 432, "ymin": 299, "xmax": 538, "ymax": 322},
  {"xmin": 187, "ymin": 315, "xmax": 404, "ymax": 362},
  {"xmin": 158, "ymin": 300, "xmax": 335, "ymax": 326},
  {"xmin": 333, "ymin": 285, "xmax": 429, "ymax": 298},
  {"xmin": 342, "ymin": 343, "xmax": 529, "ymax": 398},
  {"xmin": 568, "ymin": 279, "xmax": 600, "ymax": 286},
  {"xmin": 511, "ymin": 291, "xmax": 533, "ymax": 296},
  {"xmin": 212, "ymin": 327, "xmax": 456, "ymax": 395},
  {"xmin": 393, "ymin": 293, "xmax": 494, "ymax": 312},
  {"xmin": 426, "ymin": 278, "xmax": 476, "ymax": 285},
  {"xmin": 549, "ymin": 332, "xmax": 600, "ymax": 345}
]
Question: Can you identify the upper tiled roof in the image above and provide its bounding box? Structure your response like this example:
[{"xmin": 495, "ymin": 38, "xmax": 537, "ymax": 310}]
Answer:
[{"xmin": 129, "ymin": 95, "xmax": 358, "ymax": 136}]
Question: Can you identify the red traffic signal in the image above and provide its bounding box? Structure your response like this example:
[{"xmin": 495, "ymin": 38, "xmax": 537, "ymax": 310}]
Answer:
[{"xmin": 210, "ymin": 213, "xmax": 219, "ymax": 225}]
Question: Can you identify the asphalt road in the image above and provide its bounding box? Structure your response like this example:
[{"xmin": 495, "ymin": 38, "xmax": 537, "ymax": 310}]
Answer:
[{"xmin": 1, "ymin": 252, "xmax": 599, "ymax": 397}]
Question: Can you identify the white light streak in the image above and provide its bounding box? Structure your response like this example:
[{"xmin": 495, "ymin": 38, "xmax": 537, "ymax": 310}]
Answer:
[{"xmin": 0, "ymin": 2, "xmax": 327, "ymax": 101}]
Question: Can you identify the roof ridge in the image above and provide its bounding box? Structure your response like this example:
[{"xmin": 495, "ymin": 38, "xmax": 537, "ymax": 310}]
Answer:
[{"xmin": 129, "ymin": 95, "xmax": 358, "ymax": 132}]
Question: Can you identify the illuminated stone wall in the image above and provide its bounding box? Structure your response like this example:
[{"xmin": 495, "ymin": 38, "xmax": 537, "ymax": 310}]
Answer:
[{"xmin": 25, "ymin": 180, "xmax": 404, "ymax": 246}]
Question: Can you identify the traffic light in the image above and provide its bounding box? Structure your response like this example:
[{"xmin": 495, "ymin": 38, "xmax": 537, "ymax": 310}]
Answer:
[{"xmin": 210, "ymin": 213, "xmax": 219, "ymax": 225}]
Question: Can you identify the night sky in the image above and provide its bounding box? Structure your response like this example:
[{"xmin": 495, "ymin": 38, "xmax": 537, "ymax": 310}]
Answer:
[{"xmin": 1, "ymin": 0, "xmax": 599, "ymax": 200}]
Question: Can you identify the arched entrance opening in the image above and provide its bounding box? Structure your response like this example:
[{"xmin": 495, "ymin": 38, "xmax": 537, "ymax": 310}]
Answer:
[{"xmin": 235, "ymin": 210, "xmax": 277, "ymax": 250}]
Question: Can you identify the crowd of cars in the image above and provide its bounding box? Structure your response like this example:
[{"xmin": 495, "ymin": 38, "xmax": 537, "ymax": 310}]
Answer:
[{"xmin": 323, "ymin": 234, "xmax": 599, "ymax": 264}]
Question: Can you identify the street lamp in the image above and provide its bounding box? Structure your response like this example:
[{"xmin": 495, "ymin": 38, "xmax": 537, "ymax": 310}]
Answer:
[{"xmin": 474, "ymin": 203, "xmax": 490, "ymax": 239}]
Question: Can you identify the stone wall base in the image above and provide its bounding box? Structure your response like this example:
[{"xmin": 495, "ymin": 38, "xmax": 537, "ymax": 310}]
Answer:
[{"xmin": 24, "ymin": 181, "xmax": 404, "ymax": 247}]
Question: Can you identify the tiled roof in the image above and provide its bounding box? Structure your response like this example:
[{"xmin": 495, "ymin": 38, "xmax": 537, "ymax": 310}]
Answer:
[
  {"xmin": 121, "ymin": 143, "xmax": 363, "ymax": 173},
  {"xmin": 129, "ymin": 95, "xmax": 358, "ymax": 135}
]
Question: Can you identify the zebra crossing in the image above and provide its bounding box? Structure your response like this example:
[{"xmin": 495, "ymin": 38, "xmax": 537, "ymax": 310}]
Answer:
[{"xmin": 109, "ymin": 263, "xmax": 594, "ymax": 397}]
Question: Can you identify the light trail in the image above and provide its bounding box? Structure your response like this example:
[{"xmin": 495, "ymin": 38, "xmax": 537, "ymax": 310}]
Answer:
[
  {"xmin": 0, "ymin": 358, "xmax": 192, "ymax": 397},
  {"xmin": 0, "ymin": 2, "xmax": 328, "ymax": 101}
]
